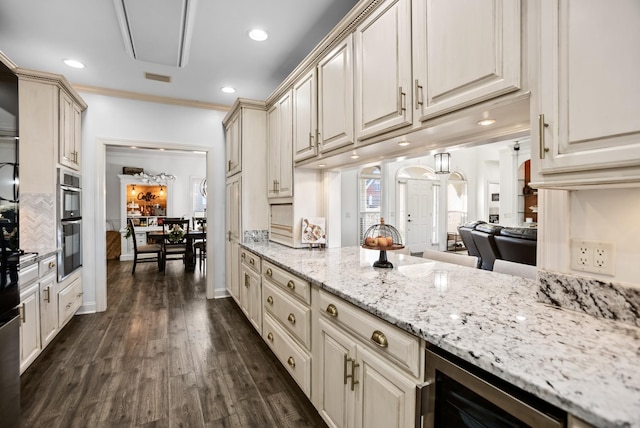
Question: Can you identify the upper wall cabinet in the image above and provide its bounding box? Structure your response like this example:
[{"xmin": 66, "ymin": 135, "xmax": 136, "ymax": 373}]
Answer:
[
  {"xmin": 354, "ymin": 0, "xmax": 412, "ymax": 141},
  {"xmin": 293, "ymin": 69, "xmax": 318, "ymax": 162},
  {"xmin": 267, "ymin": 91, "xmax": 294, "ymax": 199},
  {"xmin": 59, "ymin": 89, "xmax": 83, "ymax": 170},
  {"xmin": 225, "ymin": 109, "xmax": 242, "ymax": 177},
  {"xmin": 317, "ymin": 34, "xmax": 354, "ymax": 155},
  {"xmin": 412, "ymin": 0, "xmax": 521, "ymax": 122},
  {"xmin": 530, "ymin": 0, "xmax": 640, "ymax": 187}
]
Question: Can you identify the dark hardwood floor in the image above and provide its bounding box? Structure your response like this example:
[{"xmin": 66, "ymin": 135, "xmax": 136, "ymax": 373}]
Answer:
[{"xmin": 21, "ymin": 260, "xmax": 328, "ymax": 427}]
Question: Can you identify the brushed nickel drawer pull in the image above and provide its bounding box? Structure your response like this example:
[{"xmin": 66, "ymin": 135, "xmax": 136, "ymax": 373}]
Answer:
[
  {"xmin": 371, "ymin": 330, "xmax": 389, "ymax": 348},
  {"xmin": 266, "ymin": 268, "xmax": 272, "ymax": 277},
  {"xmin": 244, "ymin": 273, "xmax": 250, "ymax": 287},
  {"xmin": 44, "ymin": 287, "xmax": 50, "ymax": 303},
  {"xmin": 267, "ymin": 296, "xmax": 273, "ymax": 305},
  {"xmin": 538, "ymin": 114, "xmax": 550, "ymax": 159},
  {"xmin": 287, "ymin": 356, "xmax": 296, "ymax": 368},
  {"xmin": 351, "ymin": 359, "xmax": 360, "ymax": 391},
  {"xmin": 19, "ymin": 304, "xmax": 25, "ymax": 323},
  {"xmin": 326, "ymin": 304, "xmax": 338, "ymax": 317},
  {"xmin": 343, "ymin": 354, "xmax": 349, "ymax": 385},
  {"xmin": 267, "ymin": 332, "xmax": 274, "ymax": 342},
  {"xmin": 287, "ymin": 280, "xmax": 295, "ymax": 290},
  {"xmin": 287, "ymin": 313, "xmax": 296, "ymax": 324},
  {"xmin": 414, "ymin": 79, "xmax": 424, "ymax": 110}
]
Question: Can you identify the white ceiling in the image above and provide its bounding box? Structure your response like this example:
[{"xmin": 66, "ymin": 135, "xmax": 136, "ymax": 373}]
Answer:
[{"xmin": 0, "ymin": 0, "xmax": 359, "ymax": 107}]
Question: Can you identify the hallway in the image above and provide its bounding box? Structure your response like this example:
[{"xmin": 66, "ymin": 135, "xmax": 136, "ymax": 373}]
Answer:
[{"xmin": 20, "ymin": 260, "xmax": 327, "ymax": 427}]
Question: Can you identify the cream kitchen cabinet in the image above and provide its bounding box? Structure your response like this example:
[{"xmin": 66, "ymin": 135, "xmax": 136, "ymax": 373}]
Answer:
[
  {"xmin": 293, "ymin": 69, "xmax": 318, "ymax": 162},
  {"xmin": 314, "ymin": 289, "xmax": 422, "ymax": 428},
  {"xmin": 317, "ymin": 34, "xmax": 354, "ymax": 155},
  {"xmin": 226, "ymin": 175, "xmax": 241, "ymax": 302},
  {"xmin": 530, "ymin": 0, "xmax": 640, "ymax": 187},
  {"xmin": 59, "ymin": 89, "xmax": 83, "ymax": 170},
  {"xmin": 267, "ymin": 91, "xmax": 294, "ymax": 199},
  {"xmin": 354, "ymin": 0, "xmax": 412, "ymax": 141},
  {"xmin": 58, "ymin": 272, "xmax": 83, "ymax": 328},
  {"xmin": 240, "ymin": 248, "xmax": 262, "ymax": 333},
  {"xmin": 19, "ymin": 282, "xmax": 41, "ymax": 374},
  {"xmin": 225, "ymin": 108, "xmax": 241, "ymax": 177},
  {"xmin": 412, "ymin": 0, "xmax": 522, "ymax": 122},
  {"xmin": 222, "ymin": 100, "xmax": 268, "ymax": 300},
  {"xmin": 39, "ymin": 255, "xmax": 58, "ymax": 349}
]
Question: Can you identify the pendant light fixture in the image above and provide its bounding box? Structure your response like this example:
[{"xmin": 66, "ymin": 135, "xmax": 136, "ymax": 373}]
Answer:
[{"xmin": 434, "ymin": 152, "xmax": 451, "ymax": 174}]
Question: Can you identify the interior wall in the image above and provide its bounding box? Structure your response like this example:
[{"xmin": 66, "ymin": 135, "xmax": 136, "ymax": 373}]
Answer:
[
  {"xmin": 570, "ymin": 188, "xmax": 640, "ymax": 286},
  {"xmin": 79, "ymin": 91, "xmax": 226, "ymax": 311},
  {"xmin": 105, "ymin": 149, "xmax": 206, "ymax": 230},
  {"xmin": 340, "ymin": 167, "xmax": 359, "ymax": 247}
]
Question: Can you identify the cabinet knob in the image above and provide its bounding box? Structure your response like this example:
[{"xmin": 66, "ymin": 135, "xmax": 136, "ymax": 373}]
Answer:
[
  {"xmin": 267, "ymin": 332, "xmax": 274, "ymax": 342},
  {"xmin": 287, "ymin": 280, "xmax": 295, "ymax": 290},
  {"xmin": 287, "ymin": 356, "xmax": 296, "ymax": 368},
  {"xmin": 249, "ymin": 258, "xmax": 255, "ymax": 266},
  {"xmin": 287, "ymin": 313, "xmax": 296, "ymax": 324},
  {"xmin": 325, "ymin": 304, "xmax": 338, "ymax": 317},
  {"xmin": 267, "ymin": 296, "xmax": 273, "ymax": 305},
  {"xmin": 371, "ymin": 330, "xmax": 389, "ymax": 348},
  {"xmin": 48, "ymin": 261, "xmax": 56, "ymax": 268},
  {"xmin": 241, "ymin": 252, "xmax": 246, "ymax": 259},
  {"xmin": 266, "ymin": 268, "xmax": 272, "ymax": 277}
]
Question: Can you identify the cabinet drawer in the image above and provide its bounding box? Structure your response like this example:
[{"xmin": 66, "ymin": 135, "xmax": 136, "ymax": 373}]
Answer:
[
  {"xmin": 39, "ymin": 255, "xmax": 57, "ymax": 278},
  {"xmin": 263, "ymin": 280, "xmax": 311, "ymax": 349},
  {"xmin": 58, "ymin": 277, "xmax": 82, "ymax": 327},
  {"xmin": 319, "ymin": 289, "xmax": 422, "ymax": 377},
  {"xmin": 240, "ymin": 249, "xmax": 261, "ymax": 274},
  {"xmin": 263, "ymin": 312, "xmax": 311, "ymax": 397},
  {"xmin": 19, "ymin": 263, "xmax": 39, "ymax": 290},
  {"xmin": 262, "ymin": 260, "xmax": 310, "ymax": 304}
]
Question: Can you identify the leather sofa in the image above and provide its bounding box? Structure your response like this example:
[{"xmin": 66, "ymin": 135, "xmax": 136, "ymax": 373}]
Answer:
[{"xmin": 458, "ymin": 221, "xmax": 537, "ymax": 270}]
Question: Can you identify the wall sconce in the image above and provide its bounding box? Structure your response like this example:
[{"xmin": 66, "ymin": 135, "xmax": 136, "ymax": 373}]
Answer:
[
  {"xmin": 434, "ymin": 152, "xmax": 451, "ymax": 174},
  {"xmin": 131, "ymin": 185, "xmax": 136, "ymax": 195},
  {"xmin": 160, "ymin": 185, "xmax": 164, "ymax": 196}
]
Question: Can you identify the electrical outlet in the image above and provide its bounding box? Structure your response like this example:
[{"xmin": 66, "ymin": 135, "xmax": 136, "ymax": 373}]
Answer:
[{"xmin": 570, "ymin": 239, "xmax": 615, "ymax": 276}]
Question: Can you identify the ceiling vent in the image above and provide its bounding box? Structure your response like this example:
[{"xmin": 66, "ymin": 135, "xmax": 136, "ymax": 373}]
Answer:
[
  {"xmin": 144, "ymin": 72, "xmax": 172, "ymax": 83},
  {"xmin": 112, "ymin": 0, "xmax": 197, "ymax": 68}
]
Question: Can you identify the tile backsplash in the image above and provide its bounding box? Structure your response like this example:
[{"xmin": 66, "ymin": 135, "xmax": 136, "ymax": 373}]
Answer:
[
  {"xmin": 20, "ymin": 192, "xmax": 57, "ymax": 253},
  {"xmin": 537, "ymin": 270, "xmax": 640, "ymax": 328}
]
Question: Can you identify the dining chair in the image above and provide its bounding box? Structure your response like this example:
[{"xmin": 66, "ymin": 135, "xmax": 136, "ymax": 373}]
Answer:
[
  {"xmin": 161, "ymin": 218, "xmax": 190, "ymax": 274},
  {"xmin": 422, "ymin": 248, "xmax": 478, "ymax": 268},
  {"xmin": 128, "ymin": 218, "xmax": 163, "ymax": 274}
]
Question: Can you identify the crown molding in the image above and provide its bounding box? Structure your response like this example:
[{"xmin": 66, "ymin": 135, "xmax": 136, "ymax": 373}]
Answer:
[
  {"xmin": 72, "ymin": 84, "xmax": 230, "ymax": 112},
  {"xmin": 222, "ymin": 98, "xmax": 267, "ymax": 125},
  {"xmin": 0, "ymin": 51, "xmax": 18, "ymax": 71},
  {"xmin": 15, "ymin": 67, "xmax": 88, "ymax": 109}
]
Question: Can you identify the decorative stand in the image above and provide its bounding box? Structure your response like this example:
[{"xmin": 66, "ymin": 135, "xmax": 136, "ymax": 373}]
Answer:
[{"xmin": 361, "ymin": 218, "xmax": 404, "ymax": 269}]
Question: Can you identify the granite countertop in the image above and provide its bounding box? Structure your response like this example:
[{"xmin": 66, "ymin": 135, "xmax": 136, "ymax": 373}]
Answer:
[
  {"xmin": 240, "ymin": 241, "xmax": 640, "ymax": 428},
  {"xmin": 20, "ymin": 249, "xmax": 60, "ymax": 268}
]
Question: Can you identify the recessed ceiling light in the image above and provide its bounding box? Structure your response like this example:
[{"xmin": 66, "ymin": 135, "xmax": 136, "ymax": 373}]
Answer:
[
  {"xmin": 350, "ymin": 153, "xmax": 360, "ymax": 159},
  {"xmin": 478, "ymin": 119, "xmax": 496, "ymax": 126},
  {"xmin": 221, "ymin": 86, "xmax": 236, "ymax": 94},
  {"xmin": 248, "ymin": 29, "xmax": 269, "ymax": 42},
  {"xmin": 318, "ymin": 164, "xmax": 327, "ymax": 168},
  {"xmin": 63, "ymin": 59, "xmax": 85, "ymax": 69},
  {"xmin": 397, "ymin": 141, "xmax": 410, "ymax": 146}
]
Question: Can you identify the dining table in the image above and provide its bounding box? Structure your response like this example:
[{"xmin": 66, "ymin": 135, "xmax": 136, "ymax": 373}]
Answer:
[{"xmin": 147, "ymin": 230, "xmax": 206, "ymax": 272}]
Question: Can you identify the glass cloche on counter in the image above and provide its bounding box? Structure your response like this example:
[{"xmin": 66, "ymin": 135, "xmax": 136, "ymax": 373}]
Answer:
[{"xmin": 361, "ymin": 218, "xmax": 404, "ymax": 268}]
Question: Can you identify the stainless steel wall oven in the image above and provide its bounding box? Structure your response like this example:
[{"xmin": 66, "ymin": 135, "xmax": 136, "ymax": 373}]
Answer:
[
  {"xmin": 58, "ymin": 168, "xmax": 82, "ymax": 280},
  {"xmin": 418, "ymin": 347, "xmax": 566, "ymax": 428}
]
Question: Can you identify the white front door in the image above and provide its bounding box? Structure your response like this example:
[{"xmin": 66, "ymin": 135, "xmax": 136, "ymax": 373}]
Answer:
[{"xmin": 405, "ymin": 179, "xmax": 431, "ymax": 252}]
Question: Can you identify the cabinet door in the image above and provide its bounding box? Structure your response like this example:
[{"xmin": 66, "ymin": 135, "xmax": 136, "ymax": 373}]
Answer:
[
  {"xmin": 534, "ymin": 0, "xmax": 640, "ymax": 177},
  {"xmin": 293, "ymin": 69, "xmax": 318, "ymax": 162},
  {"xmin": 72, "ymin": 101, "xmax": 82, "ymax": 169},
  {"xmin": 39, "ymin": 274, "xmax": 58, "ymax": 348},
  {"xmin": 242, "ymin": 266, "xmax": 262, "ymax": 333},
  {"xmin": 354, "ymin": 345, "xmax": 416, "ymax": 428},
  {"xmin": 317, "ymin": 318, "xmax": 357, "ymax": 428},
  {"xmin": 318, "ymin": 34, "xmax": 354, "ymax": 154},
  {"xmin": 267, "ymin": 92, "xmax": 294, "ymax": 199},
  {"xmin": 19, "ymin": 284, "xmax": 41, "ymax": 374},
  {"xmin": 354, "ymin": 0, "xmax": 412, "ymax": 141},
  {"xmin": 226, "ymin": 110, "xmax": 242, "ymax": 177},
  {"xmin": 59, "ymin": 90, "xmax": 79, "ymax": 170},
  {"xmin": 225, "ymin": 177, "xmax": 241, "ymax": 301},
  {"xmin": 413, "ymin": 0, "xmax": 521, "ymax": 121}
]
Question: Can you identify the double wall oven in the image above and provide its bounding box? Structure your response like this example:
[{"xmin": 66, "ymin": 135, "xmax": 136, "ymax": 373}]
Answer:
[{"xmin": 58, "ymin": 168, "xmax": 82, "ymax": 280}]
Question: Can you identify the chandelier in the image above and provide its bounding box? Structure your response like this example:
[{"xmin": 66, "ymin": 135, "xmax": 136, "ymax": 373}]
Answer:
[{"xmin": 134, "ymin": 171, "xmax": 176, "ymax": 184}]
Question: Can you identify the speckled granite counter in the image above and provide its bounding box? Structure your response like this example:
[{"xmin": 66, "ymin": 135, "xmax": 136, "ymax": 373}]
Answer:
[{"xmin": 240, "ymin": 241, "xmax": 640, "ymax": 428}]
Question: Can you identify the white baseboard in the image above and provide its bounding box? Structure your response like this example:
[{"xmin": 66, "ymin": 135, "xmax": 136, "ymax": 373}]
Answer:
[
  {"xmin": 213, "ymin": 288, "xmax": 230, "ymax": 299},
  {"xmin": 77, "ymin": 302, "xmax": 97, "ymax": 314}
]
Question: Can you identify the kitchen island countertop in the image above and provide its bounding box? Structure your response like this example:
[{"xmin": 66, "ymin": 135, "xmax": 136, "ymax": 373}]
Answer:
[{"xmin": 240, "ymin": 241, "xmax": 640, "ymax": 428}]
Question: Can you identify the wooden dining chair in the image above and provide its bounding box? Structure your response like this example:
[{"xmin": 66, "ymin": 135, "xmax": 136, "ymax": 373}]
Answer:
[
  {"xmin": 128, "ymin": 218, "xmax": 163, "ymax": 274},
  {"xmin": 161, "ymin": 218, "xmax": 190, "ymax": 274}
]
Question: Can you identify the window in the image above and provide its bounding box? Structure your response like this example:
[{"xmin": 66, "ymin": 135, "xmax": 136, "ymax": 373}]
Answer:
[{"xmin": 359, "ymin": 166, "xmax": 381, "ymax": 241}]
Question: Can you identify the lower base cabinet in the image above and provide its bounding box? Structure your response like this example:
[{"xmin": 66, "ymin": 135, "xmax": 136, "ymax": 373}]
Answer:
[
  {"xmin": 19, "ymin": 283, "xmax": 41, "ymax": 374},
  {"xmin": 39, "ymin": 273, "xmax": 58, "ymax": 349},
  {"xmin": 317, "ymin": 318, "xmax": 418, "ymax": 428}
]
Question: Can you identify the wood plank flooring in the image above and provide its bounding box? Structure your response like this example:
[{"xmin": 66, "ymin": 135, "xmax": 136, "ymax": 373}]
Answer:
[{"xmin": 21, "ymin": 260, "xmax": 328, "ymax": 427}]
